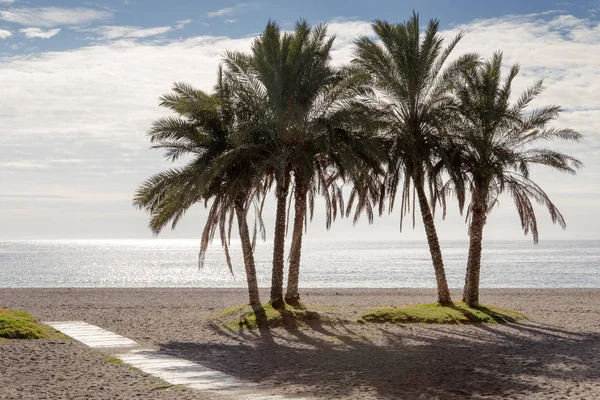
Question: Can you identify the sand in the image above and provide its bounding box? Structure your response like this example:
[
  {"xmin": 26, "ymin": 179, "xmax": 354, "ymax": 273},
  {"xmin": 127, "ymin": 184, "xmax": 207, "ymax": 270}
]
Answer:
[{"xmin": 1, "ymin": 288, "xmax": 600, "ymax": 399}]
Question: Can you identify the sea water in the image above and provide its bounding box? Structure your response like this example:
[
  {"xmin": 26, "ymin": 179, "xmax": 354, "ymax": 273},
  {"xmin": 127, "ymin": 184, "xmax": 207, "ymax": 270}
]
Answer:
[{"xmin": 0, "ymin": 240, "xmax": 598, "ymax": 288}]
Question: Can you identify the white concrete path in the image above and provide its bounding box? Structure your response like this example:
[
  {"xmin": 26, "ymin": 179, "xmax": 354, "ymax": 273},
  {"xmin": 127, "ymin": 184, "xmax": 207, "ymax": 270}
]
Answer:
[
  {"xmin": 46, "ymin": 321, "xmax": 306, "ymax": 399},
  {"xmin": 46, "ymin": 321, "xmax": 138, "ymax": 348},
  {"xmin": 116, "ymin": 348, "xmax": 249, "ymax": 391}
]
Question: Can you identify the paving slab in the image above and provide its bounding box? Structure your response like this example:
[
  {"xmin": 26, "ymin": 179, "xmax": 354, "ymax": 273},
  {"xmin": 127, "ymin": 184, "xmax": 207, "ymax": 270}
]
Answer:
[{"xmin": 46, "ymin": 321, "xmax": 139, "ymax": 348}]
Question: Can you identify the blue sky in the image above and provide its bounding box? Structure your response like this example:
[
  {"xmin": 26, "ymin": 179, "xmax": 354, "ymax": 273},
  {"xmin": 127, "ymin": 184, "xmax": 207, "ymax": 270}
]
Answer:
[
  {"xmin": 1, "ymin": 0, "xmax": 599, "ymax": 240},
  {"xmin": 1, "ymin": 0, "xmax": 598, "ymax": 54}
]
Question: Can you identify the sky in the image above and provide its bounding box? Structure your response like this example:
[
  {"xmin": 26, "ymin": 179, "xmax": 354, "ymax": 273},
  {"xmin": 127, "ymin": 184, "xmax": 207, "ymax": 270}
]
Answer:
[{"xmin": 0, "ymin": 0, "xmax": 599, "ymax": 242}]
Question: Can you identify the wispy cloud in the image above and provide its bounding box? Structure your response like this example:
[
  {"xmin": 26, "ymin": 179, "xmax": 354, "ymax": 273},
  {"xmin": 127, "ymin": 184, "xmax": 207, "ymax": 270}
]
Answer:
[
  {"xmin": 20, "ymin": 27, "xmax": 60, "ymax": 39},
  {"xmin": 0, "ymin": 158, "xmax": 85, "ymax": 170},
  {"xmin": 0, "ymin": 7, "xmax": 111, "ymax": 27},
  {"xmin": 176, "ymin": 19, "xmax": 192, "ymax": 29},
  {"xmin": 0, "ymin": 0, "xmax": 15, "ymax": 3},
  {"xmin": 206, "ymin": 2, "xmax": 259, "ymax": 18},
  {"xmin": 0, "ymin": 194, "xmax": 70, "ymax": 199},
  {"xmin": 592, "ymin": 1, "xmax": 600, "ymax": 17},
  {"xmin": 0, "ymin": 161, "xmax": 47, "ymax": 169},
  {"xmin": 225, "ymin": 19, "xmax": 237, "ymax": 23},
  {"xmin": 81, "ymin": 25, "xmax": 172, "ymax": 40},
  {"xmin": 0, "ymin": 29, "xmax": 11, "ymax": 39}
]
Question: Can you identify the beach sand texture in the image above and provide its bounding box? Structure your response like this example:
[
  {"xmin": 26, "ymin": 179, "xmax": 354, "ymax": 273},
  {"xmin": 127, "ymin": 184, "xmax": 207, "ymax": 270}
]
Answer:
[{"xmin": 1, "ymin": 288, "xmax": 599, "ymax": 399}]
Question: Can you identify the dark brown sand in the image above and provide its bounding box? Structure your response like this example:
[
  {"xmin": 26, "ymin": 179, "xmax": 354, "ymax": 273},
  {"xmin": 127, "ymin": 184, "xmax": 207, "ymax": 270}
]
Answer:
[{"xmin": 1, "ymin": 288, "xmax": 600, "ymax": 399}]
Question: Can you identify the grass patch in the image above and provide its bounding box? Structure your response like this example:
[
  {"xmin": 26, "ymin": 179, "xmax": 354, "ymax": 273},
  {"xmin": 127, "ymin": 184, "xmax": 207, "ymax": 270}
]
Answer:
[
  {"xmin": 360, "ymin": 302, "xmax": 525, "ymax": 325},
  {"xmin": 0, "ymin": 309, "xmax": 58, "ymax": 339},
  {"xmin": 105, "ymin": 355, "xmax": 147, "ymax": 374},
  {"xmin": 106, "ymin": 356, "xmax": 124, "ymax": 366},
  {"xmin": 220, "ymin": 303, "xmax": 323, "ymax": 329},
  {"xmin": 212, "ymin": 303, "xmax": 250, "ymax": 318}
]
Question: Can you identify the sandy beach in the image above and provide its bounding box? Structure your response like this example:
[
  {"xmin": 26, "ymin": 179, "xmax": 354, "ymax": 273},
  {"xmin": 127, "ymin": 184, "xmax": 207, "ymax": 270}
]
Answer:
[{"xmin": 1, "ymin": 288, "xmax": 600, "ymax": 399}]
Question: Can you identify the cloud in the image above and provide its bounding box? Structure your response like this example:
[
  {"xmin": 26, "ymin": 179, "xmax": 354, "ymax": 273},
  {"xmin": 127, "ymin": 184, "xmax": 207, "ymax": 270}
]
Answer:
[
  {"xmin": 590, "ymin": 0, "xmax": 600, "ymax": 16},
  {"xmin": 326, "ymin": 18, "xmax": 374, "ymax": 63},
  {"xmin": 0, "ymin": 194, "xmax": 69, "ymax": 199},
  {"xmin": 19, "ymin": 27, "xmax": 60, "ymax": 39},
  {"xmin": 0, "ymin": 29, "xmax": 11, "ymax": 39},
  {"xmin": 81, "ymin": 25, "xmax": 172, "ymax": 40},
  {"xmin": 206, "ymin": 2, "xmax": 259, "ymax": 18},
  {"xmin": 0, "ymin": 34, "xmax": 252, "ymax": 142},
  {"xmin": 225, "ymin": 19, "xmax": 237, "ymax": 23},
  {"xmin": 0, "ymin": 13, "xmax": 598, "ymax": 239},
  {"xmin": 439, "ymin": 14, "xmax": 600, "ymax": 114},
  {"xmin": 0, "ymin": 7, "xmax": 111, "ymax": 27},
  {"xmin": 0, "ymin": 0, "xmax": 15, "ymax": 3},
  {"xmin": 176, "ymin": 19, "xmax": 192, "ymax": 29},
  {"xmin": 0, "ymin": 161, "xmax": 47, "ymax": 169}
]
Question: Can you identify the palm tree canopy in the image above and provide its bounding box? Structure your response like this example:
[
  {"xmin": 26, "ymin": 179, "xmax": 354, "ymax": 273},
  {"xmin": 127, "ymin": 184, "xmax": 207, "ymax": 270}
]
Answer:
[
  {"xmin": 133, "ymin": 81, "xmax": 232, "ymax": 231},
  {"xmin": 352, "ymin": 11, "xmax": 479, "ymax": 228},
  {"xmin": 445, "ymin": 51, "xmax": 583, "ymax": 242},
  {"xmin": 133, "ymin": 76, "xmax": 267, "ymax": 273},
  {"xmin": 223, "ymin": 20, "xmax": 336, "ymax": 167},
  {"xmin": 224, "ymin": 19, "xmax": 387, "ymax": 226}
]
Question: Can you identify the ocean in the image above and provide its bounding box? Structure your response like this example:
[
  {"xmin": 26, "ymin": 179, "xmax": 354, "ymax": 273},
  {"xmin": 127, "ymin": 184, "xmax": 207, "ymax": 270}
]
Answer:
[{"xmin": 0, "ymin": 240, "xmax": 599, "ymax": 288}]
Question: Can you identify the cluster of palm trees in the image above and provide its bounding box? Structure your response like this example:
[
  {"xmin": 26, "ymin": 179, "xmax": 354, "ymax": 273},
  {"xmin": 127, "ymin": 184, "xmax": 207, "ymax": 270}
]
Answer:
[{"xmin": 134, "ymin": 13, "xmax": 582, "ymax": 310}]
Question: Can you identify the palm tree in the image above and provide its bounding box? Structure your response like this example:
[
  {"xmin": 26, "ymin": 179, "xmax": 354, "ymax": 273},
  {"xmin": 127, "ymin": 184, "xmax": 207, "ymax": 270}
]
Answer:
[
  {"xmin": 353, "ymin": 12, "xmax": 478, "ymax": 305},
  {"xmin": 446, "ymin": 52, "xmax": 583, "ymax": 307},
  {"xmin": 133, "ymin": 77, "xmax": 266, "ymax": 309},
  {"xmin": 223, "ymin": 20, "xmax": 383, "ymax": 307},
  {"xmin": 282, "ymin": 65, "xmax": 387, "ymax": 305}
]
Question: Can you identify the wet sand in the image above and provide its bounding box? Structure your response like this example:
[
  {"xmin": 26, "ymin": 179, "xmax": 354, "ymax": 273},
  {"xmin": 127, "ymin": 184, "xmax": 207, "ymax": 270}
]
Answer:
[{"xmin": 1, "ymin": 288, "xmax": 600, "ymax": 399}]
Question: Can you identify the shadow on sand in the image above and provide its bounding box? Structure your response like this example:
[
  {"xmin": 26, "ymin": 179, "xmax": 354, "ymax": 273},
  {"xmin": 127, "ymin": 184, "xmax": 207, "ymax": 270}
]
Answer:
[
  {"xmin": 452, "ymin": 303, "xmax": 520, "ymax": 323},
  {"xmin": 159, "ymin": 312, "xmax": 600, "ymax": 399}
]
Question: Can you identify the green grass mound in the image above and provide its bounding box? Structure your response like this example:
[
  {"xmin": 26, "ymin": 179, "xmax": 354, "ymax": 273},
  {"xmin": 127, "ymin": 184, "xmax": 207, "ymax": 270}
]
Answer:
[
  {"xmin": 360, "ymin": 302, "xmax": 525, "ymax": 325},
  {"xmin": 0, "ymin": 309, "xmax": 57, "ymax": 339},
  {"xmin": 219, "ymin": 303, "xmax": 323, "ymax": 329}
]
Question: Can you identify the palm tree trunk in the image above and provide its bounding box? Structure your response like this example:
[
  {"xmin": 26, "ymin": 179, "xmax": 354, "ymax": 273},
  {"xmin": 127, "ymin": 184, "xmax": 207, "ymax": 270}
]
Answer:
[
  {"xmin": 463, "ymin": 194, "xmax": 487, "ymax": 308},
  {"xmin": 285, "ymin": 178, "xmax": 307, "ymax": 306},
  {"xmin": 235, "ymin": 202, "xmax": 262, "ymax": 309},
  {"xmin": 414, "ymin": 176, "xmax": 453, "ymax": 305},
  {"xmin": 462, "ymin": 266, "xmax": 470, "ymax": 303},
  {"xmin": 270, "ymin": 176, "xmax": 290, "ymax": 308}
]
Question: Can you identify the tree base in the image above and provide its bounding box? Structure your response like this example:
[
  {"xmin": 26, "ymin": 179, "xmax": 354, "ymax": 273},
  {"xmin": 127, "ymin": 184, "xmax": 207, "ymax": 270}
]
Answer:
[
  {"xmin": 465, "ymin": 299, "xmax": 479, "ymax": 308},
  {"xmin": 269, "ymin": 299, "xmax": 286, "ymax": 310},
  {"xmin": 219, "ymin": 303, "xmax": 322, "ymax": 330},
  {"xmin": 284, "ymin": 294, "xmax": 302, "ymax": 308}
]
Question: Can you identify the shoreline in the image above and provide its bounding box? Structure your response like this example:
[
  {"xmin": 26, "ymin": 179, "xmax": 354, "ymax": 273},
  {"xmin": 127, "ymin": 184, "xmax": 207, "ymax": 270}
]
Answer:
[
  {"xmin": 6, "ymin": 286, "xmax": 598, "ymax": 290},
  {"xmin": 2, "ymin": 288, "xmax": 600, "ymax": 399}
]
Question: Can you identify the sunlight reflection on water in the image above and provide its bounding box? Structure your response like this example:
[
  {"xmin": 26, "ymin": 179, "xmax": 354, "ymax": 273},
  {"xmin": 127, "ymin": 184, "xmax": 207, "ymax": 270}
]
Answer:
[{"xmin": 1, "ymin": 239, "xmax": 599, "ymax": 288}]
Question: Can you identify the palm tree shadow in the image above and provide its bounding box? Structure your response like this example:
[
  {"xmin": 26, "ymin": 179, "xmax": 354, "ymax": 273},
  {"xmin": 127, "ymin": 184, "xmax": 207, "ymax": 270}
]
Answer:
[
  {"xmin": 448, "ymin": 304, "xmax": 519, "ymax": 323},
  {"xmin": 163, "ymin": 317, "xmax": 600, "ymax": 399},
  {"xmin": 252, "ymin": 306, "xmax": 275, "ymax": 343}
]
